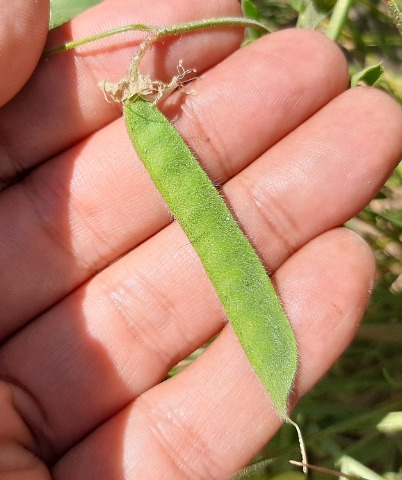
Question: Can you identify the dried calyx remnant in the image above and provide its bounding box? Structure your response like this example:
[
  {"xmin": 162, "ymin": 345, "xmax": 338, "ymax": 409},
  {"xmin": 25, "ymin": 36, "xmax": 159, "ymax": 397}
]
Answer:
[{"xmin": 96, "ymin": 17, "xmax": 269, "ymax": 104}]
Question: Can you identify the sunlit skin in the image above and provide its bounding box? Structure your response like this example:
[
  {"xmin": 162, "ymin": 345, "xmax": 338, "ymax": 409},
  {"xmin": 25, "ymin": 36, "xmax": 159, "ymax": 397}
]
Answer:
[{"xmin": 0, "ymin": 1, "xmax": 401, "ymax": 479}]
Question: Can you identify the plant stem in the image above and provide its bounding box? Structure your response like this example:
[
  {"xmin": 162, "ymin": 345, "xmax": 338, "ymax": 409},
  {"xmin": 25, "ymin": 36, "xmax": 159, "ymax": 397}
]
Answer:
[
  {"xmin": 43, "ymin": 17, "xmax": 269, "ymax": 56},
  {"xmin": 155, "ymin": 17, "xmax": 269, "ymax": 37},
  {"xmin": 44, "ymin": 24, "xmax": 155, "ymax": 55},
  {"xmin": 327, "ymin": 0, "xmax": 353, "ymax": 41},
  {"xmin": 385, "ymin": 0, "xmax": 402, "ymax": 35}
]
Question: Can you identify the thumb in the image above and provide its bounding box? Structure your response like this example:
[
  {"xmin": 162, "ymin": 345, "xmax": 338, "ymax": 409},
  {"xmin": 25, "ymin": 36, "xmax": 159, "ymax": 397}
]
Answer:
[{"xmin": 0, "ymin": 0, "xmax": 49, "ymax": 107}]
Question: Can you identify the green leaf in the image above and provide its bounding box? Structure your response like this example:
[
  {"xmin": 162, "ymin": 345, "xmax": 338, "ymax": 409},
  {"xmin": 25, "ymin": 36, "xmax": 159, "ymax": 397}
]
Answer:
[
  {"xmin": 386, "ymin": 0, "xmax": 402, "ymax": 35},
  {"xmin": 49, "ymin": 0, "xmax": 104, "ymax": 29},
  {"xmin": 327, "ymin": 0, "xmax": 353, "ymax": 41},
  {"xmin": 241, "ymin": 0, "xmax": 260, "ymax": 20},
  {"xmin": 351, "ymin": 63, "xmax": 384, "ymax": 87},
  {"xmin": 290, "ymin": 0, "xmax": 305, "ymax": 13},
  {"xmin": 296, "ymin": 0, "xmax": 335, "ymax": 29},
  {"xmin": 241, "ymin": 0, "xmax": 264, "ymax": 44}
]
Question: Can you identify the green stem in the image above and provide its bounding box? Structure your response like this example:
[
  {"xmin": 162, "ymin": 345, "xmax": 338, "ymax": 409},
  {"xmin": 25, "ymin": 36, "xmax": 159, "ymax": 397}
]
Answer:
[
  {"xmin": 155, "ymin": 17, "xmax": 269, "ymax": 37},
  {"xmin": 43, "ymin": 17, "xmax": 269, "ymax": 56},
  {"xmin": 385, "ymin": 0, "xmax": 402, "ymax": 35},
  {"xmin": 327, "ymin": 0, "xmax": 353, "ymax": 41},
  {"xmin": 44, "ymin": 24, "xmax": 155, "ymax": 55}
]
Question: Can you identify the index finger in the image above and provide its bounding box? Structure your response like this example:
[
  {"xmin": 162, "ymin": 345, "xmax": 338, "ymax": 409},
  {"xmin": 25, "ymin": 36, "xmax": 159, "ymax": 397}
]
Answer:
[{"xmin": 0, "ymin": 0, "xmax": 49, "ymax": 107}]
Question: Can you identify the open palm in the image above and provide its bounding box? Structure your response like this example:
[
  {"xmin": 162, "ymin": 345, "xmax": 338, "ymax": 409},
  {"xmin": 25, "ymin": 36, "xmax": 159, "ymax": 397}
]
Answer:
[{"xmin": 0, "ymin": 1, "xmax": 401, "ymax": 479}]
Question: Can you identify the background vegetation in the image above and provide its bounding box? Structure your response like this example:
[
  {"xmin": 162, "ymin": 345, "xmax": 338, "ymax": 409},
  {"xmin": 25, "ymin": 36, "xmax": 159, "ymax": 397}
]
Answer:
[{"xmin": 49, "ymin": 1, "xmax": 402, "ymax": 478}]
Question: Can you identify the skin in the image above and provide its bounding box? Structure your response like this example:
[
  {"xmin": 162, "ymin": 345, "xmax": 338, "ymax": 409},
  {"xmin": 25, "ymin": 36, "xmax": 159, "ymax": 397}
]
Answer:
[{"xmin": 0, "ymin": 0, "xmax": 401, "ymax": 479}]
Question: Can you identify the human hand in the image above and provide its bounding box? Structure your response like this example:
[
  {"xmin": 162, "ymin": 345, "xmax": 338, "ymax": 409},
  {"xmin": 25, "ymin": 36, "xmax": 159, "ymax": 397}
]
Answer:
[{"xmin": 1, "ymin": 1, "xmax": 401, "ymax": 479}]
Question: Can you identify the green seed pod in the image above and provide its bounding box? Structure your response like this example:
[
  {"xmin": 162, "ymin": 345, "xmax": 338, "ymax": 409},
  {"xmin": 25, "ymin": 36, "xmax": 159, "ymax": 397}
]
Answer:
[{"xmin": 124, "ymin": 96, "xmax": 298, "ymax": 419}]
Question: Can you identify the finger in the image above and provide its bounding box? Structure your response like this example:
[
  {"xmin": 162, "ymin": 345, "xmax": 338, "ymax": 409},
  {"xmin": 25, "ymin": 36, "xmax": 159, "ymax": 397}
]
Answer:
[
  {"xmin": 0, "ymin": 29, "xmax": 351, "ymax": 338},
  {"xmin": 0, "ymin": 0, "xmax": 49, "ymax": 107},
  {"xmin": 51, "ymin": 228, "xmax": 376, "ymax": 479},
  {"xmin": 0, "ymin": 0, "xmax": 243, "ymax": 181}
]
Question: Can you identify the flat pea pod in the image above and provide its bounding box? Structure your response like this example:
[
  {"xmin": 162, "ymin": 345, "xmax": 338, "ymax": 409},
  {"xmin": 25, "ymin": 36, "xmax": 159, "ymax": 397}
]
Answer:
[{"xmin": 123, "ymin": 96, "xmax": 298, "ymax": 420}]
